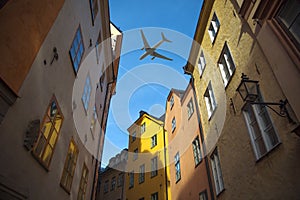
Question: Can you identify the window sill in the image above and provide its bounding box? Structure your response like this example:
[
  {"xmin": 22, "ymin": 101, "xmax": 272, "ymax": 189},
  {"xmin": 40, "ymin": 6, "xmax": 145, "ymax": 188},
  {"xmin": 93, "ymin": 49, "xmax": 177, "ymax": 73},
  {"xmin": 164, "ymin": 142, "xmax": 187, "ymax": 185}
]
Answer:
[
  {"xmin": 194, "ymin": 158, "xmax": 203, "ymax": 168},
  {"xmin": 175, "ymin": 177, "xmax": 181, "ymax": 184},
  {"xmin": 208, "ymin": 108, "xmax": 217, "ymax": 121},
  {"xmin": 31, "ymin": 151, "xmax": 50, "ymax": 172},
  {"xmin": 255, "ymin": 142, "xmax": 282, "ymax": 163},
  {"xmin": 216, "ymin": 188, "xmax": 225, "ymax": 197},
  {"xmin": 60, "ymin": 183, "xmax": 71, "ymax": 195}
]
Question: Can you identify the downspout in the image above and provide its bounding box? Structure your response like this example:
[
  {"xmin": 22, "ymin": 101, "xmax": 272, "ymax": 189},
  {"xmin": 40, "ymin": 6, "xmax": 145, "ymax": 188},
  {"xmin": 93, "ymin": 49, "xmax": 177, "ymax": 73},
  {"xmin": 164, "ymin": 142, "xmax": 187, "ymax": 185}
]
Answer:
[
  {"xmin": 162, "ymin": 127, "xmax": 169, "ymax": 200},
  {"xmin": 185, "ymin": 70, "xmax": 215, "ymax": 200}
]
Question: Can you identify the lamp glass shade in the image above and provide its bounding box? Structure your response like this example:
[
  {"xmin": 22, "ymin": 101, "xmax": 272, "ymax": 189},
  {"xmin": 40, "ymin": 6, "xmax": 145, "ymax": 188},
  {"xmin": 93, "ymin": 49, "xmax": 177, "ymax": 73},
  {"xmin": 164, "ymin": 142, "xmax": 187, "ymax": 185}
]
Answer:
[{"xmin": 237, "ymin": 79, "xmax": 259, "ymax": 102}]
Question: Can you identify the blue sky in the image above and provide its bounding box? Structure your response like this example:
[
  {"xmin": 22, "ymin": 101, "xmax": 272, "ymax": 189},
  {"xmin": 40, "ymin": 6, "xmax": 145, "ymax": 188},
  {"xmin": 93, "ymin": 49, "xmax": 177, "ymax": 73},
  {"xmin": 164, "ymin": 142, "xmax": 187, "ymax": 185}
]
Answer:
[{"xmin": 101, "ymin": 0, "xmax": 203, "ymax": 167}]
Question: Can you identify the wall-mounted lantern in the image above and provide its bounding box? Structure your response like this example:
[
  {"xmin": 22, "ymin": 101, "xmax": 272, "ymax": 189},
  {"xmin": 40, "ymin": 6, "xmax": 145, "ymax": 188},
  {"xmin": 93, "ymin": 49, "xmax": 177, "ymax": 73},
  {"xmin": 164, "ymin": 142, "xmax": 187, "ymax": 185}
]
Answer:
[{"xmin": 236, "ymin": 73, "xmax": 294, "ymax": 124}]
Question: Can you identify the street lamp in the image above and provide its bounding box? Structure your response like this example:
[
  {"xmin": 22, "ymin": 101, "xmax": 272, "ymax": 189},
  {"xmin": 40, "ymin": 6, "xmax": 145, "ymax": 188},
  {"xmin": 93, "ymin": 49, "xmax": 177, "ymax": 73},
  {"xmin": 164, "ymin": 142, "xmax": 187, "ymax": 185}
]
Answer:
[{"xmin": 236, "ymin": 73, "xmax": 294, "ymax": 123}]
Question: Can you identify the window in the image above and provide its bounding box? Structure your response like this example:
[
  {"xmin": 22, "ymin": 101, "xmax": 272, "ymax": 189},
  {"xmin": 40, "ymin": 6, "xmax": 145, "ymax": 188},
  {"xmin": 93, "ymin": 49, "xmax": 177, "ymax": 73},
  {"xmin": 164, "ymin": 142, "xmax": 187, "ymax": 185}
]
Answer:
[
  {"xmin": 139, "ymin": 164, "xmax": 145, "ymax": 184},
  {"xmin": 192, "ymin": 137, "xmax": 202, "ymax": 165},
  {"xmin": 243, "ymin": 96, "xmax": 280, "ymax": 160},
  {"xmin": 70, "ymin": 26, "xmax": 84, "ymax": 74},
  {"xmin": 276, "ymin": 0, "xmax": 300, "ymax": 46},
  {"xmin": 208, "ymin": 13, "xmax": 220, "ymax": 43},
  {"xmin": 199, "ymin": 190, "xmax": 208, "ymax": 200},
  {"xmin": 204, "ymin": 82, "xmax": 217, "ymax": 119},
  {"xmin": 170, "ymin": 96, "xmax": 174, "ymax": 109},
  {"xmin": 132, "ymin": 131, "xmax": 136, "ymax": 142},
  {"xmin": 129, "ymin": 171, "xmax": 134, "ymax": 188},
  {"xmin": 175, "ymin": 152, "xmax": 181, "ymax": 182},
  {"xmin": 60, "ymin": 139, "xmax": 79, "ymax": 193},
  {"xmin": 210, "ymin": 148, "xmax": 224, "ymax": 195},
  {"xmin": 151, "ymin": 134, "xmax": 157, "ymax": 148},
  {"xmin": 117, "ymin": 173, "xmax": 124, "ymax": 187},
  {"xmin": 133, "ymin": 148, "xmax": 138, "ymax": 160},
  {"xmin": 172, "ymin": 117, "xmax": 176, "ymax": 132},
  {"xmin": 82, "ymin": 75, "xmax": 91, "ymax": 111},
  {"xmin": 218, "ymin": 43, "xmax": 236, "ymax": 87},
  {"xmin": 77, "ymin": 163, "xmax": 89, "ymax": 200},
  {"xmin": 33, "ymin": 96, "xmax": 63, "ymax": 168},
  {"xmin": 151, "ymin": 156, "xmax": 158, "ymax": 177},
  {"xmin": 141, "ymin": 122, "xmax": 146, "ymax": 133},
  {"xmin": 151, "ymin": 192, "xmax": 158, "ymax": 200},
  {"xmin": 111, "ymin": 176, "xmax": 116, "ymax": 191},
  {"xmin": 89, "ymin": 0, "xmax": 99, "ymax": 26},
  {"xmin": 198, "ymin": 50, "xmax": 206, "ymax": 76},
  {"xmin": 187, "ymin": 99, "xmax": 194, "ymax": 118},
  {"xmin": 90, "ymin": 105, "xmax": 97, "ymax": 137},
  {"xmin": 104, "ymin": 180, "xmax": 109, "ymax": 193}
]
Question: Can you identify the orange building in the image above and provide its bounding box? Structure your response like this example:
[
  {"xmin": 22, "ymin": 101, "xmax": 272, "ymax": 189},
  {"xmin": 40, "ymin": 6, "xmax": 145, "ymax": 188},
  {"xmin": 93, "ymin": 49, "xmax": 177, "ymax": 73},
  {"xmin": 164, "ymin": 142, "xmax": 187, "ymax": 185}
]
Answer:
[{"xmin": 164, "ymin": 83, "xmax": 213, "ymax": 200}]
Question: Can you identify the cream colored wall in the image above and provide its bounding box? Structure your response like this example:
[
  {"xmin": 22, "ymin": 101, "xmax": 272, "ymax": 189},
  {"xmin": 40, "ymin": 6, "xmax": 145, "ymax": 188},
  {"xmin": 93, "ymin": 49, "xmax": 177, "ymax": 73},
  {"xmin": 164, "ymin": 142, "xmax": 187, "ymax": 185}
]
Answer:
[{"xmin": 0, "ymin": 0, "xmax": 111, "ymax": 199}]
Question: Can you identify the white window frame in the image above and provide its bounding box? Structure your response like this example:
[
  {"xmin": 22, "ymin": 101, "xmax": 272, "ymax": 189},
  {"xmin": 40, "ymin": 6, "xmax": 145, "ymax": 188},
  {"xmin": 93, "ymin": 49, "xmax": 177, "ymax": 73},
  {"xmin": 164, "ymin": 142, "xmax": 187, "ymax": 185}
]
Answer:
[
  {"xmin": 210, "ymin": 148, "xmax": 224, "ymax": 195},
  {"xmin": 139, "ymin": 164, "xmax": 145, "ymax": 184},
  {"xmin": 141, "ymin": 122, "xmax": 146, "ymax": 134},
  {"xmin": 218, "ymin": 43, "xmax": 236, "ymax": 87},
  {"xmin": 192, "ymin": 137, "xmax": 202, "ymax": 165},
  {"xmin": 187, "ymin": 98, "xmax": 194, "ymax": 119},
  {"xmin": 175, "ymin": 152, "xmax": 181, "ymax": 182},
  {"xmin": 204, "ymin": 82, "xmax": 217, "ymax": 119},
  {"xmin": 82, "ymin": 75, "xmax": 91, "ymax": 112},
  {"xmin": 198, "ymin": 50, "xmax": 206, "ymax": 76},
  {"xmin": 208, "ymin": 13, "xmax": 220, "ymax": 43},
  {"xmin": 151, "ymin": 134, "xmax": 157, "ymax": 148},
  {"xmin": 243, "ymin": 98, "xmax": 280, "ymax": 160},
  {"xmin": 151, "ymin": 156, "xmax": 158, "ymax": 177}
]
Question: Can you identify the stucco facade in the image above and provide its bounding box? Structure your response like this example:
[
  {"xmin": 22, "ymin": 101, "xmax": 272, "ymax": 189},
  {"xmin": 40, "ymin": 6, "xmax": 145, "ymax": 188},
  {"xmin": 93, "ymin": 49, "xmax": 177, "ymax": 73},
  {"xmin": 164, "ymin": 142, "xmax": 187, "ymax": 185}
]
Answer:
[
  {"xmin": 164, "ymin": 84, "xmax": 213, "ymax": 200},
  {"xmin": 0, "ymin": 0, "xmax": 121, "ymax": 199},
  {"xmin": 184, "ymin": 0, "xmax": 300, "ymax": 199},
  {"xmin": 126, "ymin": 111, "xmax": 171, "ymax": 200}
]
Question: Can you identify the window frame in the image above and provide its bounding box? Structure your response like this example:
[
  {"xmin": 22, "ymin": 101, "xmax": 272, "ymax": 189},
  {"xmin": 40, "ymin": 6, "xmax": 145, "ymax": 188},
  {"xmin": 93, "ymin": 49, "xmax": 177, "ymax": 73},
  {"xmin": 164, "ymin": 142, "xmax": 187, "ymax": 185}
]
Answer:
[
  {"xmin": 89, "ymin": 0, "xmax": 99, "ymax": 26},
  {"xmin": 175, "ymin": 152, "xmax": 181, "ymax": 183},
  {"xmin": 139, "ymin": 164, "xmax": 145, "ymax": 184},
  {"xmin": 187, "ymin": 98, "xmax": 194, "ymax": 119},
  {"xmin": 151, "ymin": 156, "xmax": 158, "ymax": 177},
  {"xmin": 104, "ymin": 180, "xmax": 109, "ymax": 193},
  {"xmin": 208, "ymin": 12, "xmax": 220, "ymax": 43},
  {"xmin": 151, "ymin": 192, "xmax": 158, "ymax": 200},
  {"xmin": 218, "ymin": 43, "xmax": 236, "ymax": 87},
  {"xmin": 275, "ymin": 0, "xmax": 300, "ymax": 49},
  {"xmin": 32, "ymin": 95, "xmax": 64, "ymax": 169},
  {"xmin": 192, "ymin": 137, "xmax": 202, "ymax": 166},
  {"xmin": 204, "ymin": 82, "xmax": 217, "ymax": 120},
  {"xmin": 69, "ymin": 25, "xmax": 85, "ymax": 75},
  {"xmin": 151, "ymin": 134, "xmax": 157, "ymax": 148},
  {"xmin": 77, "ymin": 163, "xmax": 89, "ymax": 200},
  {"xmin": 132, "ymin": 131, "xmax": 136, "ymax": 142},
  {"xmin": 170, "ymin": 95, "xmax": 174, "ymax": 109},
  {"xmin": 141, "ymin": 122, "xmax": 146, "ymax": 134},
  {"xmin": 199, "ymin": 190, "xmax": 208, "ymax": 200},
  {"xmin": 133, "ymin": 148, "xmax": 138, "ymax": 161},
  {"xmin": 111, "ymin": 176, "xmax": 116, "ymax": 191},
  {"xmin": 60, "ymin": 139, "xmax": 79, "ymax": 193},
  {"xmin": 129, "ymin": 171, "xmax": 134, "ymax": 189},
  {"xmin": 198, "ymin": 50, "xmax": 206, "ymax": 77},
  {"xmin": 210, "ymin": 148, "xmax": 224, "ymax": 195},
  {"xmin": 117, "ymin": 173, "xmax": 124, "ymax": 187},
  {"xmin": 82, "ymin": 74, "xmax": 92, "ymax": 112},
  {"xmin": 243, "ymin": 98, "xmax": 280, "ymax": 160},
  {"xmin": 171, "ymin": 117, "xmax": 176, "ymax": 132}
]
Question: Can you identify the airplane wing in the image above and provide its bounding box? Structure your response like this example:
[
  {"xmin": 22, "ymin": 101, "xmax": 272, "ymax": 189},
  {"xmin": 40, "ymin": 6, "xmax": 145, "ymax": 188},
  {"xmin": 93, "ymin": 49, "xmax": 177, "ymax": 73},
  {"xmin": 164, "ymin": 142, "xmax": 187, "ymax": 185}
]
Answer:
[
  {"xmin": 140, "ymin": 30, "xmax": 150, "ymax": 49},
  {"xmin": 152, "ymin": 51, "xmax": 173, "ymax": 61},
  {"xmin": 139, "ymin": 51, "xmax": 151, "ymax": 60}
]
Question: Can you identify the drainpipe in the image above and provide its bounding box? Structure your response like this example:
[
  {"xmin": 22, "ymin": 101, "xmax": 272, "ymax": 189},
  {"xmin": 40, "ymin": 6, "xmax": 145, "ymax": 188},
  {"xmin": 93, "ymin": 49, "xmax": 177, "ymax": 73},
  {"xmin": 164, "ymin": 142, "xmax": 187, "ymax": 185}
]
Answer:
[
  {"xmin": 184, "ymin": 69, "xmax": 215, "ymax": 200},
  {"xmin": 162, "ymin": 127, "xmax": 169, "ymax": 200},
  {"xmin": 91, "ymin": 72, "xmax": 115, "ymax": 200}
]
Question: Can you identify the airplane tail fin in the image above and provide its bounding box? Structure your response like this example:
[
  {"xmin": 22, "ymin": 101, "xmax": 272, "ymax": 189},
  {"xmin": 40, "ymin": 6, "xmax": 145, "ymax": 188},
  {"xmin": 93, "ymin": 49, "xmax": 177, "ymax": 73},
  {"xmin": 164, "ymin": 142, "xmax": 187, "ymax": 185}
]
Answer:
[{"xmin": 161, "ymin": 33, "xmax": 172, "ymax": 43}]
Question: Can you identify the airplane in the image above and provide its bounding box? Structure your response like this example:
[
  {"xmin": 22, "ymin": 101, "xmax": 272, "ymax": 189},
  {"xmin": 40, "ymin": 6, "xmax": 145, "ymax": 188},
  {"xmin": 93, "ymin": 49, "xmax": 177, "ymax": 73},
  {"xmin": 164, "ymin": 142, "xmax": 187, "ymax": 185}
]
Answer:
[{"xmin": 139, "ymin": 30, "xmax": 173, "ymax": 61}]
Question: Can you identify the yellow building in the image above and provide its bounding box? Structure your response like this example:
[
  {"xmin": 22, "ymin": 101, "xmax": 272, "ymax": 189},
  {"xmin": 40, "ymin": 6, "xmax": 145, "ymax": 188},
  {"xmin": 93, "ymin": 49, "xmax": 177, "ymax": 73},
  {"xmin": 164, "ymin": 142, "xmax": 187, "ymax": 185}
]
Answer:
[
  {"xmin": 184, "ymin": 0, "xmax": 300, "ymax": 199},
  {"xmin": 125, "ymin": 111, "xmax": 171, "ymax": 200}
]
